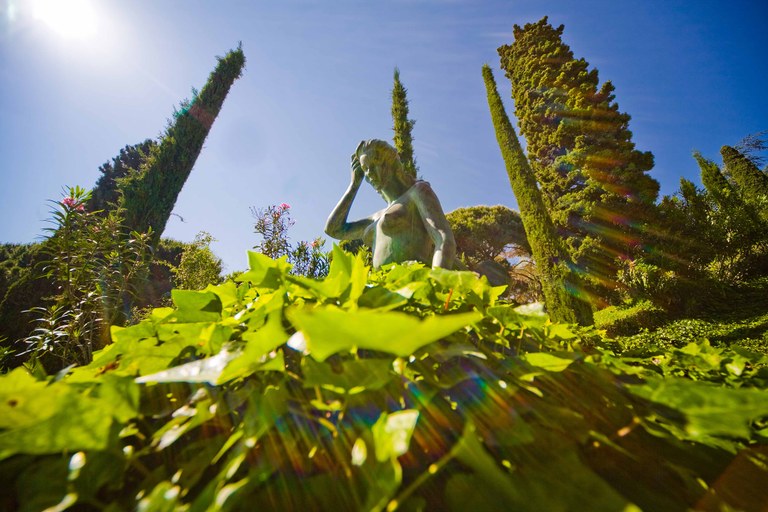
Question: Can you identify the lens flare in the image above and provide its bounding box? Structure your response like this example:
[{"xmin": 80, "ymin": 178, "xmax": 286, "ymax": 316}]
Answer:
[{"xmin": 33, "ymin": 0, "xmax": 97, "ymax": 39}]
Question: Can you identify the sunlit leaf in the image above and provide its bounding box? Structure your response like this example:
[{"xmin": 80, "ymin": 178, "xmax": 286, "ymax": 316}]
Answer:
[
  {"xmin": 629, "ymin": 378, "xmax": 768, "ymax": 439},
  {"xmin": 523, "ymin": 351, "xmax": 581, "ymax": 372},
  {"xmin": 168, "ymin": 290, "xmax": 222, "ymax": 322},
  {"xmin": 236, "ymin": 251, "xmax": 290, "ymax": 288},
  {"xmin": 288, "ymin": 307, "xmax": 482, "ymax": 361},
  {"xmin": 136, "ymin": 346, "xmax": 242, "ymax": 385},
  {"xmin": 373, "ymin": 410, "xmax": 420, "ymax": 462}
]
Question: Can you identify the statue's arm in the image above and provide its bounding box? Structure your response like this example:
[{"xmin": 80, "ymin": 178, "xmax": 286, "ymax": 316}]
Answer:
[
  {"xmin": 325, "ymin": 155, "xmax": 374, "ymax": 240},
  {"xmin": 412, "ymin": 181, "xmax": 456, "ymax": 268}
]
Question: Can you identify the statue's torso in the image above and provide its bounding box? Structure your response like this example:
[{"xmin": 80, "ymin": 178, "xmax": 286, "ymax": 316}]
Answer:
[{"xmin": 365, "ymin": 188, "xmax": 433, "ymax": 268}]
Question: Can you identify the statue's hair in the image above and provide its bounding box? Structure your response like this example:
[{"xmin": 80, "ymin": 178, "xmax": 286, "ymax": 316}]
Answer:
[{"xmin": 356, "ymin": 139, "xmax": 404, "ymax": 176}]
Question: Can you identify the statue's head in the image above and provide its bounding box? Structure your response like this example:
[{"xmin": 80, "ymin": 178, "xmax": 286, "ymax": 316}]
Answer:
[{"xmin": 355, "ymin": 139, "xmax": 407, "ymax": 191}]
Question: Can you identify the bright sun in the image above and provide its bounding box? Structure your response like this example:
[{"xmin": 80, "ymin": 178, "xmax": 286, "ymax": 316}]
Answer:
[{"xmin": 33, "ymin": 0, "xmax": 97, "ymax": 39}]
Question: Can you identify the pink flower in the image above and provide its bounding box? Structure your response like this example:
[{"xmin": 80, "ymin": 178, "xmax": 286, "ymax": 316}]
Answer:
[
  {"xmin": 279, "ymin": 203, "xmax": 290, "ymax": 210},
  {"xmin": 311, "ymin": 239, "xmax": 320, "ymax": 249},
  {"xmin": 62, "ymin": 196, "xmax": 86, "ymax": 212}
]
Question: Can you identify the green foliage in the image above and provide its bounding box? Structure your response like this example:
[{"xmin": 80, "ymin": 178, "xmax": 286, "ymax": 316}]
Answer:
[
  {"xmin": 391, "ymin": 68, "xmax": 418, "ymax": 180},
  {"xmin": 172, "ymin": 231, "xmax": 223, "ymax": 290},
  {"xmin": 120, "ymin": 47, "xmax": 245, "ymax": 243},
  {"xmin": 612, "ymin": 283, "xmax": 768, "ymax": 357},
  {"xmin": 446, "ymin": 205, "xmax": 539, "ymax": 302},
  {"xmin": 498, "ymin": 17, "xmax": 660, "ymax": 301},
  {"xmin": 2, "ymin": 249, "xmax": 768, "ymax": 510},
  {"xmin": 0, "ymin": 243, "xmax": 37, "ymax": 302},
  {"xmin": 482, "ymin": 64, "xmax": 592, "ymax": 325},
  {"xmin": 252, "ymin": 203, "xmax": 329, "ymax": 278},
  {"xmin": 89, "ymin": 139, "xmax": 156, "ymax": 212},
  {"xmin": 20, "ymin": 187, "xmax": 152, "ymax": 371},
  {"xmin": 593, "ymin": 300, "xmax": 667, "ymax": 337},
  {"xmin": 722, "ymin": 144, "xmax": 768, "ymax": 221},
  {"xmin": 446, "ymin": 205, "xmax": 530, "ymax": 265},
  {"xmin": 657, "ymin": 153, "xmax": 768, "ymax": 285}
]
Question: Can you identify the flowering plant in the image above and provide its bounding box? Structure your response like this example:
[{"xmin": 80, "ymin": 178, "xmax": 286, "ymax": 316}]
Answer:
[{"xmin": 251, "ymin": 204, "xmax": 328, "ymax": 278}]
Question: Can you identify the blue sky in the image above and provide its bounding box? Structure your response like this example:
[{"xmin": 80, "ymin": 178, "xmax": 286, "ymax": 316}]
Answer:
[{"xmin": 1, "ymin": 0, "xmax": 766, "ymax": 272}]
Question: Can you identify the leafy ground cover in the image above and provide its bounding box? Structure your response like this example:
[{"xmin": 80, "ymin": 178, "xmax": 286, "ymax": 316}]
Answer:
[
  {"xmin": 610, "ymin": 278, "xmax": 768, "ymax": 358},
  {"xmin": 2, "ymin": 248, "xmax": 768, "ymax": 511}
]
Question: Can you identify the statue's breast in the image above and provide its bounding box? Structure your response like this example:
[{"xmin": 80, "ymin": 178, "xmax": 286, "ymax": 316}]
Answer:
[{"xmin": 379, "ymin": 202, "xmax": 414, "ymax": 233}]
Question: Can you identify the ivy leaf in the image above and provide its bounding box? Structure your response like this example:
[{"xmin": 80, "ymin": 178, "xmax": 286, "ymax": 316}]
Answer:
[
  {"xmin": 523, "ymin": 352, "xmax": 581, "ymax": 372},
  {"xmin": 135, "ymin": 346, "xmax": 243, "ymax": 385},
  {"xmin": 288, "ymin": 307, "xmax": 481, "ymax": 361},
  {"xmin": 372, "ymin": 410, "xmax": 420, "ymax": 462},
  {"xmin": 287, "ymin": 245, "xmax": 369, "ymax": 304},
  {"xmin": 236, "ymin": 251, "xmax": 290, "ymax": 289},
  {"xmin": 358, "ymin": 285, "xmax": 411, "ymax": 310},
  {"xmin": 302, "ymin": 357, "xmax": 395, "ymax": 394},
  {"xmin": 0, "ymin": 374, "xmax": 123, "ymax": 458},
  {"xmin": 629, "ymin": 378, "xmax": 768, "ymax": 439},
  {"xmin": 168, "ymin": 290, "xmax": 222, "ymax": 322}
]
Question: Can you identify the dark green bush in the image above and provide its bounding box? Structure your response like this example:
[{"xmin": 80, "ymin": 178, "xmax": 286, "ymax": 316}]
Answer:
[{"xmin": 594, "ymin": 300, "xmax": 667, "ymax": 337}]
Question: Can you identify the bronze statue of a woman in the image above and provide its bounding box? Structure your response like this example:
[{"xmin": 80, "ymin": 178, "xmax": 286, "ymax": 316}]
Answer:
[{"xmin": 325, "ymin": 139, "xmax": 456, "ymax": 269}]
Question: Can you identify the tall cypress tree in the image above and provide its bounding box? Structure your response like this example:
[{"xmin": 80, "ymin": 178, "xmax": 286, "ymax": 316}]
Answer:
[
  {"xmin": 391, "ymin": 68, "xmax": 418, "ymax": 180},
  {"xmin": 498, "ymin": 17, "xmax": 659, "ymax": 299},
  {"xmin": 120, "ymin": 46, "xmax": 246, "ymax": 242},
  {"xmin": 483, "ymin": 64, "xmax": 592, "ymax": 325}
]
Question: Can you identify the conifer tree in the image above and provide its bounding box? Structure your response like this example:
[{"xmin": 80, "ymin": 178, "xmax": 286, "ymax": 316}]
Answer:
[
  {"xmin": 120, "ymin": 46, "xmax": 246, "ymax": 243},
  {"xmin": 483, "ymin": 64, "xmax": 592, "ymax": 325},
  {"xmin": 391, "ymin": 68, "xmax": 418, "ymax": 180},
  {"xmin": 721, "ymin": 145, "xmax": 768, "ymax": 219},
  {"xmin": 89, "ymin": 140, "xmax": 156, "ymax": 212},
  {"xmin": 697, "ymin": 152, "xmax": 736, "ymax": 209},
  {"xmin": 497, "ymin": 17, "xmax": 659, "ymax": 299},
  {"xmin": 695, "ymin": 153, "xmax": 767, "ymax": 279}
]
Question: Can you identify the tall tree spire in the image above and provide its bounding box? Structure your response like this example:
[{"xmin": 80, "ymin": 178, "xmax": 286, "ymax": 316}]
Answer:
[
  {"xmin": 483, "ymin": 64, "xmax": 592, "ymax": 325},
  {"xmin": 391, "ymin": 67, "xmax": 418, "ymax": 180},
  {"xmin": 120, "ymin": 46, "xmax": 246, "ymax": 243}
]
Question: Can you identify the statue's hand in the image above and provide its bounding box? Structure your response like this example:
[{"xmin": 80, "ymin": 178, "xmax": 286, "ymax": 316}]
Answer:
[{"xmin": 351, "ymin": 154, "xmax": 364, "ymax": 186}]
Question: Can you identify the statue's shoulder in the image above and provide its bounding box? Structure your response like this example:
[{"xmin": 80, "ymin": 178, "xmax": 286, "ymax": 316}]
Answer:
[
  {"xmin": 409, "ymin": 180, "xmax": 444, "ymax": 210},
  {"xmin": 411, "ymin": 180, "xmax": 434, "ymax": 194}
]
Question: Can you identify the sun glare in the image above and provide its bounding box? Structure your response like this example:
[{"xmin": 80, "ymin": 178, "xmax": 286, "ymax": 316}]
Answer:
[{"xmin": 33, "ymin": 0, "xmax": 97, "ymax": 39}]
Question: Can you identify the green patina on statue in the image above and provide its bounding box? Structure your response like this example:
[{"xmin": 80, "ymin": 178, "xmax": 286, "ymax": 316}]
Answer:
[{"xmin": 326, "ymin": 139, "xmax": 456, "ymax": 269}]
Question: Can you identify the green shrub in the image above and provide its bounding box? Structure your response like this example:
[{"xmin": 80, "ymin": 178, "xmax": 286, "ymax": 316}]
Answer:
[
  {"xmin": 594, "ymin": 300, "xmax": 667, "ymax": 337},
  {"xmin": 614, "ymin": 313, "xmax": 768, "ymax": 357}
]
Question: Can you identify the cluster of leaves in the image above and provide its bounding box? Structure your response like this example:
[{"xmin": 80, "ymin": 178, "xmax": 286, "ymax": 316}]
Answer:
[
  {"xmin": 169, "ymin": 232, "xmax": 223, "ymax": 291},
  {"xmin": 614, "ymin": 313, "xmax": 768, "ymax": 357},
  {"xmin": 252, "ymin": 203, "xmax": 329, "ymax": 279},
  {"xmin": 0, "ymin": 243, "xmax": 38, "ymax": 304},
  {"xmin": 2, "ymin": 247, "xmax": 767, "ymax": 511},
  {"xmin": 19, "ymin": 187, "xmax": 152, "ymax": 372},
  {"xmin": 654, "ymin": 147, "xmax": 768, "ymax": 289}
]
